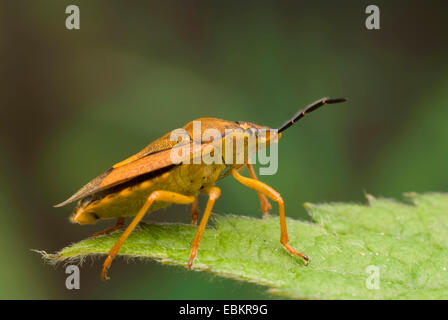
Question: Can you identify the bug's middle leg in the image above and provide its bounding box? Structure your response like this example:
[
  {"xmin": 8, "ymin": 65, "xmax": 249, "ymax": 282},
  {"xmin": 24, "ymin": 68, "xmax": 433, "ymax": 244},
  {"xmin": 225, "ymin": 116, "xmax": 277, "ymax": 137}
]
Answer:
[
  {"xmin": 190, "ymin": 197, "xmax": 199, "ymax": 225},
  {"xmin": 101, "ymin": 190, "xmax": 195, "ymax": 280},
  {"xmin": 247, "ymin": 163, "xmax": 272, "ymax": 219},
  {"xmin": 231, "ymin": 168, "xmax": 309, "ymax": 264},
  {"xmin": 188, "ymin": 186, "xmax": 221, "ymax": 269}
]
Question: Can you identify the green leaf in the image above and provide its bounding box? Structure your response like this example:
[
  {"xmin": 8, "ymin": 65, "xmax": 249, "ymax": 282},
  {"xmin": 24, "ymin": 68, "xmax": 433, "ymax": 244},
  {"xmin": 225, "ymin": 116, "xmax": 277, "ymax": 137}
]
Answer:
[{"xmin": 41, "ymin": 193, "xmax": 448, "ymax": 299}]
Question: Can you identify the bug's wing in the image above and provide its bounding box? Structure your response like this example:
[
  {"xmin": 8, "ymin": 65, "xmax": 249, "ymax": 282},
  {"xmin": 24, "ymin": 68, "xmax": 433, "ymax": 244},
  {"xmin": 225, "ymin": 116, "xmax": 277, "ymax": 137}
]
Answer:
[
  {"xmin": 54, "ymin": 130, "xmax": 191, "ymax": 208},
  {"xmin": 54, "ymin": 148, "xmax": 179, "ymax": 207},
  {"xmin": 54, "ymin": 169, "xmax": 112, "ymax": 207},
  {"xmin": 111, "ymin": 132, "xmax": 180, "ymax": 168},
  {"xmin": 54, "ymin": 139, "xmax": 211, "ymax": 208}
]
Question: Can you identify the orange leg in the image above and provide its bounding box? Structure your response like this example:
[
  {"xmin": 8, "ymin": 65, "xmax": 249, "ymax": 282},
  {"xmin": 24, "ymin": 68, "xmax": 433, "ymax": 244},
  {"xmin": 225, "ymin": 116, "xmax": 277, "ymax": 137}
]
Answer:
[
  {"xmin": 188, "ymin": 186, "xmax": 221, "ymax": 269},
  {"xmin": 101, "ymin": 190, "xmax": 195, "ymax": 280},
  {"xmin": 247, "ymin": 163, "xmax": 272, "ymax": 218},
  {"xmin": 231, "ymin": 169, "xmax": 309, "ymax": 264},
  {"xmin": 92, "ymin": 217, "xmax": 125, "ymax": 237},
  {"xmin": 191, "ymin": 197, "xmax": 199, "ymax": 225}
]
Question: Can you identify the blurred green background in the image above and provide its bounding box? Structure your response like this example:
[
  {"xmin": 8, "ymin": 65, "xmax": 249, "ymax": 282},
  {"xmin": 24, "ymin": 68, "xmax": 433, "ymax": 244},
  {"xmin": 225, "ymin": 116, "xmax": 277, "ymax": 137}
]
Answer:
[{"xmin": 1, "ymin": 1, "xmax": 447, "ymax": 299}]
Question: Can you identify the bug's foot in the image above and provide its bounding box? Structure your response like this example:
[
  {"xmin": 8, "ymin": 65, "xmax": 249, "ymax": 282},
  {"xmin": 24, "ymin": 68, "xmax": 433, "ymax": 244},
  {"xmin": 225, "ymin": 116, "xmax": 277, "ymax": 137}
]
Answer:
[
  {"xmin": 260, "ymin": 196, "xmax": 272, "ymax": 219},
  {"xmin": 282, "ymin": 243, "xmax": 309, "ymax": 265},
  {"xmin": 101, "ymin": 272, "xmax": 110, "ymax": 281},
  {"xmin": 101, "ymin": 267, "xmax": 110, "ymax": 281},
  {"xmin": 188, "ymin": 248, "xmax": 197, "ymax": 270},
  {"xmin": 101, "ymin": 255, "xmax": 113, "ymax": 280}
]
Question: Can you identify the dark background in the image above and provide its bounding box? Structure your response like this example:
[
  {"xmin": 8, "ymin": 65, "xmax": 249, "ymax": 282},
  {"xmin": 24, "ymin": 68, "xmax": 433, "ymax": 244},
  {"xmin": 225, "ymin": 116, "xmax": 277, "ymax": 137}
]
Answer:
[{"xmin": 1, "ymin": 1, "xmax": 447, "ymax": 299}]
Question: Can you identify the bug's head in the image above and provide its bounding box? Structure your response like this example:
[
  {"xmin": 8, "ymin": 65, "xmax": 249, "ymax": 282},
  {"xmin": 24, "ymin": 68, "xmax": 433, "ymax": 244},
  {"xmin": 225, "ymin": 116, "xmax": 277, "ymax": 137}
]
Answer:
[
  {"xmin": 234, "ymin": 97, "xmax": 347, "ymax": 150},
  {"xmin": 234, "ymin": 121, "xmax": 281, "ymax": 149}
]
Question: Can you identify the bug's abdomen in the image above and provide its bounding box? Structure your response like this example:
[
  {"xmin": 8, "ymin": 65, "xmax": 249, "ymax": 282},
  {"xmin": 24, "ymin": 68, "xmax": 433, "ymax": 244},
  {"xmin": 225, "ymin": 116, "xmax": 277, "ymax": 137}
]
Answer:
[{"xmin": 70, "ymin": 163, "xmax": 226, "ymax": 224}]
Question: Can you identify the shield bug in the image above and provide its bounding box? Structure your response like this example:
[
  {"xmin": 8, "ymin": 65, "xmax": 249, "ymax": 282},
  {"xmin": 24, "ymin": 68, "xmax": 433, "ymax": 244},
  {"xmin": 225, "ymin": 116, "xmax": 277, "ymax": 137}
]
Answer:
[{"xmin": 56, "ymin": 97, "xmax": 346, "ymax": 280}]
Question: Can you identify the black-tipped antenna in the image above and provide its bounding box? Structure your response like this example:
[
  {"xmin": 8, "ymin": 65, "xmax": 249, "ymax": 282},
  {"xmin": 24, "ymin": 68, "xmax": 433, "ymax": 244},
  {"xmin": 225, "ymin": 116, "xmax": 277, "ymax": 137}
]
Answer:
[{"xmin": 277, "ymin": 97, "xmax": 347, "ymax": 133}]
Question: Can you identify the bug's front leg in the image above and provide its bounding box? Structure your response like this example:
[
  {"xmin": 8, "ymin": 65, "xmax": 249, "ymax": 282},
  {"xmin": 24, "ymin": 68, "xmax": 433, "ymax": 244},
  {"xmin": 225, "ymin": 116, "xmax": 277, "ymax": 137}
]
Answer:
[
  {"xmin": 247, "ymin": 163, "xmax": 272, "ymax": 219},
  {"xmin": 231, "ymin": 169, "xmax": 309, "ymax": 265},
  {"xmin": 188, "ymin": 186, "xmax": 221, "ymax": 269}
]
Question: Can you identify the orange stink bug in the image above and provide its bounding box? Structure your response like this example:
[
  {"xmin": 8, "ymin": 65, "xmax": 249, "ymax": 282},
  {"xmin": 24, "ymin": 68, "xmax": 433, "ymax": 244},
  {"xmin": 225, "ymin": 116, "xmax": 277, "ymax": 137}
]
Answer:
[{"xmin": 56, "ymin": 97, "xmax": 346, "ymax": 280}]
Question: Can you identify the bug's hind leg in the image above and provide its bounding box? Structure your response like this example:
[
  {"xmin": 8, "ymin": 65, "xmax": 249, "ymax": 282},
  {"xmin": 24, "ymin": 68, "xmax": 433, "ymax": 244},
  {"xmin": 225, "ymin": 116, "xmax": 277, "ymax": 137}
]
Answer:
[
  {"xmin": 191, "ymin": 197, "xmax": 199, "ymax": 225},
  {"xmin": 188, "ymin": 186, "xmax": 221, "ymax": 269},
  {"xmin": 247, "ymin": 163, "xmax": 272, "ymax": 219},
  {"xmin": 92, "ymin": 218, "xmax": 125, "ymax": 237},
  {"xmin": 231, "ymin": 169, "xmax": 309, "ymax": 265},
  {"xmin": 101, "ymin": 191, "xmax": 195, "ymax": 280}
]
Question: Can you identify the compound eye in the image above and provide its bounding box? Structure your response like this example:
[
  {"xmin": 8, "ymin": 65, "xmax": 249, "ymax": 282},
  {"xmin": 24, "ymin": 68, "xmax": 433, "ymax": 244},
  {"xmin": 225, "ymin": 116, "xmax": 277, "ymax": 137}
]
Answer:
[{"xmin": 245, "ymin": 128, "xmax": 256, "ymax": 136}]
